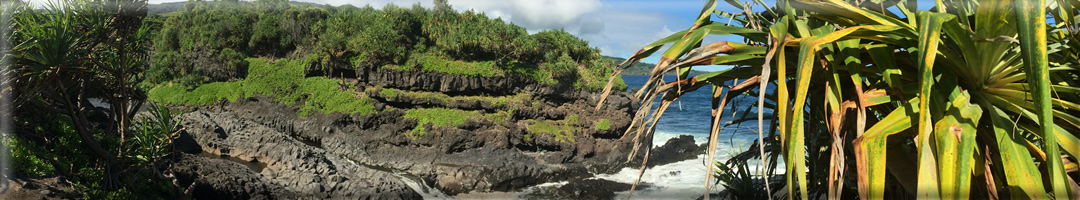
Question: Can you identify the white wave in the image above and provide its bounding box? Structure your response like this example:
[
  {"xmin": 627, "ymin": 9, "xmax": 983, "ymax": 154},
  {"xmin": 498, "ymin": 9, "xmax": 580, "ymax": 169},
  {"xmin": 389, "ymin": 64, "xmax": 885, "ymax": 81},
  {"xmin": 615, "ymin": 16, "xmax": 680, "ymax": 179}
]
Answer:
[{"xmin": 595, "ymin": 154, "xmax": 722, "ymax": 199}]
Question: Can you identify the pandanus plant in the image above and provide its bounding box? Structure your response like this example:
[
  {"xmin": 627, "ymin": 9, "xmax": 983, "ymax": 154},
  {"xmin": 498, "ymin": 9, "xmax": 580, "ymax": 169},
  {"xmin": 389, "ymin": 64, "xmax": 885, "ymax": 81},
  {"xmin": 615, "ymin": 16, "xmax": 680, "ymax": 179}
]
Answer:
[
  {"xmin": 597, "ymin": 0, "xmax": 1080, "ymax": 199},
  {"xmin": 7, "ymin": 0, "xmax": 151, "ymax": 189}
]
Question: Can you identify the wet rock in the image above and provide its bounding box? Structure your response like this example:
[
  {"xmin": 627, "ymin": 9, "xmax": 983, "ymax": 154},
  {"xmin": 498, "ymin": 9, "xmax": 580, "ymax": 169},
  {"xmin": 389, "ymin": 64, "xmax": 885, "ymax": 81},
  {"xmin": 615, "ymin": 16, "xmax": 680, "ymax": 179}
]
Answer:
[
  {"xmin": 554, "ymin": 179, "xmax": 646, "ymax": 199},
  {"xmin": 171, "ymin": 154, "xmax": 298, "ymax": 199},
  {"xmin": 629, "ymin": 135, "xmax": 707, "ymax": 168}
]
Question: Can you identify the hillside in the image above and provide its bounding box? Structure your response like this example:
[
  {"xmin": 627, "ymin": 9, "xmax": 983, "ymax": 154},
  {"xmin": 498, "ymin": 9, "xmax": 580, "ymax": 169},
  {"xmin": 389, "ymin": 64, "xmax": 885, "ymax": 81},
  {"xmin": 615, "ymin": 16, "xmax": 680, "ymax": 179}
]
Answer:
[
  {"xmin": 147, "ymin": 0, "xmax": 624, "ymax": 92},
  {"xmin": 602, "ymin": 56, "xmax": 706, "ymax": 76},
  {"xmin": 139, "ymin": 0, "xmax": 648, "ymax": 198}
]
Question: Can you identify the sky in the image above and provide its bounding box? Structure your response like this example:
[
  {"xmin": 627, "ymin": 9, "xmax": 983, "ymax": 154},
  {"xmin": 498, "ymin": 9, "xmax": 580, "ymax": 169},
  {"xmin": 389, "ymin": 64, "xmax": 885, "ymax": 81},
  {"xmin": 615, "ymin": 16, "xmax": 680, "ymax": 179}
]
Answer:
[{"xmin": 28, "ymin": 0, "xmax": 940, "ymax": 71}]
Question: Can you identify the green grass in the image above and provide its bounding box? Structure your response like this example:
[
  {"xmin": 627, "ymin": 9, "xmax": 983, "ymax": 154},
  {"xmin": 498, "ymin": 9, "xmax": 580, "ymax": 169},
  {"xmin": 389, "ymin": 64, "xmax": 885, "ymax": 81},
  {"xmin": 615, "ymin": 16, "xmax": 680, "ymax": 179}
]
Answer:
[
  {"xmin": 148, "ymin": 56, "xmax": 376, "ymax": 117},
  {"xmin": 484, "ymin": 108, "xmax": 515, "ymax": 123},
  {"xmin": 595, "ymin": 118, "xmax": 611, "ymax": 131},
  {"xmin": 378, "ymin": 86, "xmax": 401, "ymax": 98},
  {"xmin": 294, "ymin": 78, "xmax": 375, "ymax": 117},
  {"xmin": 371, "ymin": 87, "xmax": 533, "ymax": 108},
  {"xmin": 414, "ymin": 53, "xmax": 503, "ymax": 77},
  {"xmin": 403, "ymin": 108, "xmax": 480, "ymax": 137},
  {"xmin": 525, "ymin": 115, "xmax": 578, "ymax": 143}
]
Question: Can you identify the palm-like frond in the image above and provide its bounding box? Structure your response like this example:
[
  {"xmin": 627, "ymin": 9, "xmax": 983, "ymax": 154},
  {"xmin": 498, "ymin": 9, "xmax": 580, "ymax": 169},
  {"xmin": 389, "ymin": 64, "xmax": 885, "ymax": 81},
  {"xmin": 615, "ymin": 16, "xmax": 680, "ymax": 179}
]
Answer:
[{"xmin": 599, "ymin": 0, "xmax": 1080, "ymax": 199}]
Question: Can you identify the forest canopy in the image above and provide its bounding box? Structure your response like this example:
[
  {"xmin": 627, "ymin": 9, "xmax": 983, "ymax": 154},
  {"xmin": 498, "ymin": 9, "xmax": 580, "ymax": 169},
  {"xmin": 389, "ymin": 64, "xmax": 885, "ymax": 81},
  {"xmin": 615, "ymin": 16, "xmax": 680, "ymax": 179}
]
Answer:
[{"xmin": 147, "ymin": 0, "xmax": 623, "ymax": 91}]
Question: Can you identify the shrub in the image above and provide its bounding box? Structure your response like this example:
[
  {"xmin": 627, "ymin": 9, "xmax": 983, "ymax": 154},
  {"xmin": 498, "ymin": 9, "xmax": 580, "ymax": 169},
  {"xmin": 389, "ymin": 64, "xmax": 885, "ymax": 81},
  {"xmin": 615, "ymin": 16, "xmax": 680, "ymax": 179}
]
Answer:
[{"xmin": 9, "ymin": 136, "xmax": 55, "ymax": 177}]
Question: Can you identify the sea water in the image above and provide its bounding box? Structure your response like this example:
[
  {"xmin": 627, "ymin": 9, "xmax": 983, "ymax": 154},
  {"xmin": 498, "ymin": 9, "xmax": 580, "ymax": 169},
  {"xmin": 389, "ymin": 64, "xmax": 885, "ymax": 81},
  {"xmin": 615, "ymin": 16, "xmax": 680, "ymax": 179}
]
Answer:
[
  {"xmin": 502, "ymin": 75, "xmax": 779, "ymax": 199},
  {"xmin": 593, "ymin": 75, "xmax": 779, "ymax": 199},
  {"xmin": 455, "ymin": 75, "xmax": 780, "ymax": 199}
]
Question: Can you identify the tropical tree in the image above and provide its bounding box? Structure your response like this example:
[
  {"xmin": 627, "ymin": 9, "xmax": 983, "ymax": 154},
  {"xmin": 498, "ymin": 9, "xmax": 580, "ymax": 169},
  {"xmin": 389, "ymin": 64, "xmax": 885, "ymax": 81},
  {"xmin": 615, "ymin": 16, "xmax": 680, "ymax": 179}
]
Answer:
[
  {"xmin": 599, "ymin": 0, "xmax": 1080, "ymax": 199},
  {"xmin": 6, "ymin": 0, "xmax": 153, "ymax": 189}
]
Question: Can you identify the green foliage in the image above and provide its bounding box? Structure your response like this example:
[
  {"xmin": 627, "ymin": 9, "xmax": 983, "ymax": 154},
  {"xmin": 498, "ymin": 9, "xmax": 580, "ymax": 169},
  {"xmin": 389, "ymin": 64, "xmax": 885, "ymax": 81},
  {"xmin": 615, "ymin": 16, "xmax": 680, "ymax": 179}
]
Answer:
[
  {"xmin": 409, "ymin": 53, "xmax": 502, "ymax": 76},
  {"xmin": 4, "ymin": 112, "xmax": 176, "ymax": 199},
  {"xmin": 371, "ymin": 87, "xmax": 533, "ymax": 109},
  {"xmin": 9, "ymin": 136, "xmax": 55, "ymax": 178},
  {"xmin": 218, "ymin": 48, "xmax": 249, "ymax": 75},
  {"xmin": 485, "ymin": 110, "xmax": 513, "ymax": 124},
  {"xmin": 423, "ymin": 10, "xmax": 524, "ymax": 60},
  {"xmin": 148, "ymin": 57, "xmax": 375, "ymax": 117},
  {"xmin": 608, "ymin": 0, "xmax": 1080, "ymax": 199},
  {"xmin": 404, "ymin": 108, "xmax": 478, "ymax": 137},
  {"xmin": 8, "ymin": 0, "xmax": 180, "ymax": 197},
  {"xmin": 525, "ymin": 118, "xmax": 577, "ymax": 143},
  {"xmin": 127, "ymin": 103, "xmax": 179, "ymax": 165},
  {"xmin": 379, "ymin": 86, "xmax": 401, "ymax": 98},
  {"xmin": 148, "ymin": 0, "xmax": 622, "ymax": 91},
  {"xmin": 595, "ymin": 118, "xmax": 610, "ymax": 131},
  {"xmin": 249, "ymin": 13, "xmax": 290, "ymax": 54},
  {"xmin": 603, "ymin": 56, "xmax": 705, "ymax": 76},
  {"xmin": 294, "ymin": 77, "xmax": 375, "ymax": 117},
  {"xmin": 517, "ymin": 30, "xmax": 595, "ymax": 63},
  {"xmin": 147, "ymin": 51, "xmax": 186, "ymax": 84}
]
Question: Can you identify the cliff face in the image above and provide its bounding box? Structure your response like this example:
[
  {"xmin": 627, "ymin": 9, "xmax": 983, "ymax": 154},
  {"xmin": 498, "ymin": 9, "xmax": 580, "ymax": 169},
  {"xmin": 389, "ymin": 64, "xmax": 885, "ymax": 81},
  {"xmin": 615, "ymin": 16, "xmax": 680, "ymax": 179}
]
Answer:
[{"xmin": 170, "ymin": 65, "xmax": 646, "ymax": 198}]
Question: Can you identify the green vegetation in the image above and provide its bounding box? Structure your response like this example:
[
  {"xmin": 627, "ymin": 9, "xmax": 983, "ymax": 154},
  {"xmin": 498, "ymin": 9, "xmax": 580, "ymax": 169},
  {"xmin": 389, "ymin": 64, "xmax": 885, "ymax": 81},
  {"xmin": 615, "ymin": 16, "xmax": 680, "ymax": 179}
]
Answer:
[
  {"xmin": 484, "ymin": 109, "xmax": 514, "ymax": 124},
  {"xmin": 604, "ymin": 56, "xmax": 706, "ymax": 76},
  {"xmin": 378, "ymin": 86, "xmax": 402, "ymax": 98},
  {"xmin": 608, "ymin": 0, "xmax": 1080, "ymax": 199},
  {"xmin": 7, "ymin": 0, "xmax": 635, "ymax": 197},
  {"xmin": 148, "ymin": 0, "xmax": 626, "ymax": 91},
  {"xmin": 370, "ymin": 87, "xmax": 533, "ymax": 108},
  {"xmin": 5, "ymin": 0, "xmax": 185, "ymax": 198},
  {"xmin": 149, "ymin": 57, "xmax": 376, "ymax": 117},
  {"xmin": 9, "ymin": 137, "xmax": 55, "ymax": 178},
  {"xmin": 403, "ymin": 108, "xmax": 479, "ymax": 137},
  {"xmin": 525, "ymin": 114, "xmax": 579, "ymax": 143},
  {"xmin": 594, "ymin": 119, "xmax": 610, "ymax": 131},
  {"xmin": 404, "ymin": 53, "xmax": 502, "ymax": 77}
]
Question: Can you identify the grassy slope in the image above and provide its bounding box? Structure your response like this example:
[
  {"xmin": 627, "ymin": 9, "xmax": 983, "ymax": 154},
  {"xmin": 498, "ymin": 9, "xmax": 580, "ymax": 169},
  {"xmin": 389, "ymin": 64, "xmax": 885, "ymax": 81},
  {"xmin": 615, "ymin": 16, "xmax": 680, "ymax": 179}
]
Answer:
[{"xmin": 149, "ymin": 57, "xmax": 376, "ymax": 117}]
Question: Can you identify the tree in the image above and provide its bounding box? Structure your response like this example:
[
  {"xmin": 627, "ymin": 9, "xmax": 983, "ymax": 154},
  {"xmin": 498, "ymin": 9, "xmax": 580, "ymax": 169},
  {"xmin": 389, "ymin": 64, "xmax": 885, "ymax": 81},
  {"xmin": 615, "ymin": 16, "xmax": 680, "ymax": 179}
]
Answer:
[
  {"xmin": 600, "ymin": 0, "xmax": 1080, "ymax": 199},
  {"xmin": 7, "ymin": 0, "xmax": 151, "ymax": 189},
  {"xmin": 434, "ymin": 0, "xmax": 450, "ymax": 12}
]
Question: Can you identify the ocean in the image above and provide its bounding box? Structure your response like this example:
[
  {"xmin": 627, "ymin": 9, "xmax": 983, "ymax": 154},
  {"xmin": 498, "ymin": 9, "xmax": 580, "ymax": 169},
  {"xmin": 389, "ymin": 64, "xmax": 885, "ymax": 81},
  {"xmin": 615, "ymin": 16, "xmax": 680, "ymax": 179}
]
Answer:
[
  {"xmin": 510, "ymin": 75, "xmax": 778, "ymax": 199},
  {"xmin": 592, "ymin": 75, "xmax": 777, "ymax": 199},
  {"xmin": 620, "ymin": 74, "xmax": 770, "ymax": 148},
  {"xmin": 443, "ymin": 74, "xmax": 779, "ymax": 199}
]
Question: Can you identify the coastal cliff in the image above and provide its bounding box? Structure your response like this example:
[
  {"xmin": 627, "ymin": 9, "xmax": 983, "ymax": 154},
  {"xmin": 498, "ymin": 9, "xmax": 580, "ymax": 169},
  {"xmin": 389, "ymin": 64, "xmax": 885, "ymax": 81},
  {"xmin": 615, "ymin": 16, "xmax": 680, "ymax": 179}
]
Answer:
[{"xmin": 165, "ymin": 63, "xmax": 658, "ymax": 198}]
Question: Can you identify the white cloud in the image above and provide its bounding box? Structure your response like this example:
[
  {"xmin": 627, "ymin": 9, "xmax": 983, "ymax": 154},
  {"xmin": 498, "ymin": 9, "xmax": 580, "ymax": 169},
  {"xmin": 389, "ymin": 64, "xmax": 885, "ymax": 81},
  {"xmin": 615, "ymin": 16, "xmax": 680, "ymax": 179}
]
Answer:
[
  {"xmin": 448, "ymin": 0, "xmax": 602, "ymax": 33},
  {"xmin": 654, "ymin": 25, "xmax": 676, "ymax": 40},
  {"xmin": 283, "ymin": 0, "xmax": 428, "ymax": 7},
  {"xmin": 579, "ymin": 7, "xmax": 683, "ymax": 58},
  {"xmin": 438, "ymin": 0, "xmax": 677, "ymax": 59}
]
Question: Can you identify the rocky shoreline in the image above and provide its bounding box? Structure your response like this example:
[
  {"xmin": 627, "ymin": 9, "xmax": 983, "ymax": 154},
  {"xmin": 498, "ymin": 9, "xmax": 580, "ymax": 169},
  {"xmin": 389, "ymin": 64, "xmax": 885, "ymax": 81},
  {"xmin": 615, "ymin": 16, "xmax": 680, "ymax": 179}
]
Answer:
[
  {"xmin": 0, "ymin": 56, "xmax": 712, "ymax": 200},
  {"xmin": 0, "ymin": 64, "xmax": 715, "ymax": 199},
  {"xmin": 156, "ymin": 62, "xmax": 711, "ymax": 198},
  {"xmin": 166, "ymin": 87, "xmax": 710, "ymax": 197}
]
